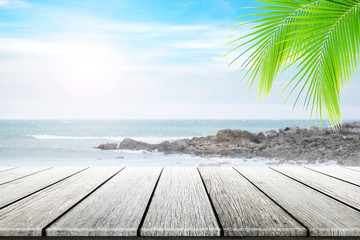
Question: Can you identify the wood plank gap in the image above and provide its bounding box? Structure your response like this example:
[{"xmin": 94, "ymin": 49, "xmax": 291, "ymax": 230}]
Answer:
[
  {"xmin": 42, "ymin": 167, "xmax": 125, "ymax": 237},
  {"xmin": 0, "ymin": 167, "xmax": 89, "ymax": 211},
  {"xmin": 3, "ymin": 237, "xmax": 360, "ymax": 240},
  {"xmin": 269, "ymin": 167, "xmax": 360, "ymax": 212},
  {"xmin": 0, "ymin": 167, "xmax": 18, "ymax": 173},
  {"xmin": 344, "ymin": 167, "xmax": 360, "ymax": 173},
  {"xmin": 197, "ymin": 168, "xmax": 224, "ymax": 237},
  {"xmin": 232, "ymin": 167, "xmax": 310, "ymax": 237},
  {"xmin": 0, "ymin": 167, "xmax": 53, "ymax": 186},
  {"xmin": 304, "ymin": 167, "xmax": 360, "ymax": 187},
  {"xmin": 137, "ymin": 167, "xmax": 164, "ymax": 237},
  {"xmin": 140, "ymin": 168, "xmax": 220, "ymax": 236}
]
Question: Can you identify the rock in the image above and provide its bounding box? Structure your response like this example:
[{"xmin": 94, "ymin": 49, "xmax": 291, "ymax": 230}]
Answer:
[
  {"xmin": 157, "ymin": 141, "xmax": 172, "ymax": 152},
  {"xmin": 169, "ymin": 139, "xmax": 190, "ymax": 152},
  {"xmin": 254, "ymin": 132, "xmax": 266, "ymax": 143},
  {"xmin": 94, "ymin": 143, "xmax": 118, "ymax": 150},
  {"xmin": 265, "ymin": 130, "xmax": 278, "ymax": 138},
  {"xmin": 118, "ymin": 138, "xmax": 155, "ymax": 151},
  {"xmin": 340, "ymin": 122, "xmax": 360, "ymax": 134},
  {"xmin": 216, "ymin": 129, "xmax": 257, "ymax": 143},
  {"xmin": 279, "ymin": 126, "xmax": 300, "ymax": 135},
  {"xmin": 95, "ymin": 122, "xmax": 360, "ymax": 166},
  {"xmin": 216, "ymin": 129, "xmax": 238, "ymax": 142},
  {"xmin": 310, "ymin": 126, "xmax": 321, "ymax": 132}
]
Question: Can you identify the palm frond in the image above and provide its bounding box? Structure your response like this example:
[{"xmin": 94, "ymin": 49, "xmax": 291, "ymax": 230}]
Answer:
[{"xmin": 228, "ymin": 0, "xmax": 360, "ymax": 128}]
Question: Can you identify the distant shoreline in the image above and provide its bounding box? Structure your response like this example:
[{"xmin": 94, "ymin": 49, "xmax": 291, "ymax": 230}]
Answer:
[
  {"xmin": 96, "ymin": 122, "xmax": 360, "ymax": 166},
  {"xmin": 1, "ymin": 119, "xmax": 359, "ymax": 166}
]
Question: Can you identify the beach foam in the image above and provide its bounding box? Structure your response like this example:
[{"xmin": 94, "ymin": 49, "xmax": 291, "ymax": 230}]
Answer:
[{"xmin": 28, "ymin": 135, "xmax": 192, "ymax": 144}]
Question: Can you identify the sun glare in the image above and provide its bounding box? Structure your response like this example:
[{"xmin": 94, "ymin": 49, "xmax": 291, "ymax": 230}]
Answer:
[{"xmin": 56, "ymin": 35, "xmax": 123, "ymax": 97}]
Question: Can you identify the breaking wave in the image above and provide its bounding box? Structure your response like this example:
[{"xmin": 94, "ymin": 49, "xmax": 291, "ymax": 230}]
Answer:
[{"xmin": 27, "ymin": 135, "xmax": 192, "ymax": 144}]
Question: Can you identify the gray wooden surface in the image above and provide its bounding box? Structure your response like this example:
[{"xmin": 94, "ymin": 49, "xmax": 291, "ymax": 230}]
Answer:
[
  {"xmin": 346, "ymin": 167, "xmax": 360, "ymax": 172},
  {"xmin": 273, "ymin": 167, "xmax": 360, "ymax": 210},
  {"xmin": 0, "ymin": 167, "xmax": 51, "ymax": 185},
  {"xmin": 141, "ymin": 167, "xmax": 220, "ymax": 236},
  {"xmin": 46, "ymin": 167, "xmax": 162, "ymax": 236},
  {"xmin": 0, "ymin": 167, "xmax": 86, "ymax": 209},
  {"xmin": 306, "ymin": 166, "xmax": 360, "ymax": 186},
  {"xmin": 0, "ymin": 167, "xmax": 16, "ymax": 172},
  {"xmin": 0, "ymin": 166, "xmax": 359, "ymax": 237},
  {"xmin": 198, "ymin": 167, "xmax": 307, "ymax": 237},
  {"xmin": 0, "ymin": 167, "xmax": 121, "ymax": 236},
  {"xmin": 235, "ymin": 167, "xmax": 360, "ymax": 236}
]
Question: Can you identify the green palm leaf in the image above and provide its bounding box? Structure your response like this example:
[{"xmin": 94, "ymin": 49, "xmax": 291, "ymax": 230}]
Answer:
[{"xmin": 228, "ymin": 0, "xmax": 360, "ymax": 128}]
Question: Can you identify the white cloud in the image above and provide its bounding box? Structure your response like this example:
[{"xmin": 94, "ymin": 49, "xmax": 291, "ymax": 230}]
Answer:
[
  {"xmin": 0, "ymin": 0, "xmax": 9, "ymax": 6},
  {"xmin": 168, "ymin": 38, "xmax": 224, "ymax": 50},
  {"xmin": 0, "ymin": 37, "xmax": 119, "ymax": 58},
  {"xmin": 47, "ymin": 14, "xmax": 228, "ymax": 38},
  {"xmin": 34, "ymin": 14, "xmax": 237, "ymax": 50},
  {"xmin": 0, "ymin": 36, "xmax": 235, "ymax": 107},
  {"xmin": 86, "ymin": 17, "xmax": 223, "ymax": 35},
  {"xmin": 1, "ymin": 11, "xmax": 358, "ymax": 120},
  {"xmin": 0, "ymin": 37, "xmax": 127, "ymax": 99},
  {"xmin": 97, "ymin": 20, "xmax": 236, "ymax": 52},
  {"xmin": 0, "ymin": 0, "xmax": 30, "ymax": 8},
  {"xmin": 0, "ymin": 35, "xmax": 358, "ymax": 120}
]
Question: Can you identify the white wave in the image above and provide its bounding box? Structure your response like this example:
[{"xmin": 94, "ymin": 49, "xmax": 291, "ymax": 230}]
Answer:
[
  {"xmin": 28, "ymin": 135, "xmax": 122, "ymax": 141},
  {"xmin": 115, "ymin": 149, "xmax": 151, "ymax": 154},
  {"xmin": 27, "ymin": 135, "xmax": 193, "ymax": 144}
]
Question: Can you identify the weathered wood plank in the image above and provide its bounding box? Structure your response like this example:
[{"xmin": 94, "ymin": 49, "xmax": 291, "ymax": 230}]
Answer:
[
  {"xmin": 0, "ymin": 167, "xmax": 52, "ymax": 185},
  {"xmin": 0, "ymin": 237, "xmax": 359, "ymax": 240},
  {"xmin": 0, "ymin": 167, "xmax": 121, "ymax": 236},
  {"xmin": 141, "ymin": 167, "xmax": 220, "ymax": 236},
  {"xmin": 198, "ymin": 167, "xmax": 307, "ymax": 236},
  {"xmin": 235, "ymin": 167, "xmax": 360, "ymax": 236},
  {"xmin": 0, "ymin": 167, "xmax": 86, "ymax": 209},
  {"xmin": 273, "ymin": 167, "xmax": 360, "ymax": 210},
  {"xmin": 46, "ymin": 167, "xmax": 162, "ymax": 236},
  {"xmin": 346, "ymin": 167, "xmax": 360, "ymax": 172},
  {"xmin": 0, "ymin": 167, "xmax": 17, "ymax": 173},
  {"xmin": 306, "ymin": 166, "xmax": 360, "ymax": 186}
]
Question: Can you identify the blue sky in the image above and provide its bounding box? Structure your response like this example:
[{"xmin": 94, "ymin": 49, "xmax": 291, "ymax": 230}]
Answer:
[{"xmin": 0, "ymin": 0, "xmax": 359, "ymax": 119}]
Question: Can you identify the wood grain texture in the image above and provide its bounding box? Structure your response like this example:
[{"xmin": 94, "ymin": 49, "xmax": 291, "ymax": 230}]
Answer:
[
  {"xmin": 0, "ymin": 167, "xmax": 16, "ymax": 173},
  {"xmin": 0, "ymin": 167, "xmax": 52, "ymax": 185},
  {"xmin": 141, "ymin": 167, "xmax": 220, "ymax": 236},
  {"xmin": 198, "ymin": 167, "xmax": 306, "ymax": 237},
  {"xmin": 273, "ymin": 167, "xmax": 360, "ymax": 210},
  {"xmin": 346, "ymin": 167, "xmax": 360, "ymax": 172},
  {"xmin": 0, "ymin": 167, "xmax": 86, "ymax": 209},
  {"xmin": 235, "ymin": 167, "xmax": 360, "ymax": 236},
  {"xmin": 306, "ymin": 166, "xmax": 360, "ymax": 186},
  {"xmin": 0, "ymin": 167, "xmax": 121, "ymax": 236},
  {"xmin": 46, "ymin": 167, "xmax": 162, "ymax": 236}
]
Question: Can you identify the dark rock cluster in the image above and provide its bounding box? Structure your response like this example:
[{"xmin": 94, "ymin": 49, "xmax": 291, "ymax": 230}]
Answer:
[
  {"xmin": 95, "ymin": 122, "xmax": 360, "ymax": 165},
  {"xmin": 94, "ymin": 143, "xmax": 118, "ymax": 150}
]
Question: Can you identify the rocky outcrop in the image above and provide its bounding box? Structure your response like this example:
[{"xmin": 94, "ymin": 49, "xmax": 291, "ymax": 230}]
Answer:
[
  {"xmin": 264, "ymin": 130, "xmax": 278, "ymax": 138},
  {"xmin": 339, "ymin": 121, "xmax": 360, "ymax": 134},
  {"xmin": 118, "ymin": 138, "xmax": 156, "ymax": 151},
  {"xmin": 94, "ymin": 143, "xmax": 118, "ymax": 150},
  {"xmin": 97, "ymin": 122, "xmax": 360, "ymax": 165},
  {"xmin": 279, "ymin": 126, "xmax": 300, "ymax": 135}
]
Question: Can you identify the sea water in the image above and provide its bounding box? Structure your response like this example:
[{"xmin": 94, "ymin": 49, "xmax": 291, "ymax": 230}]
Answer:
[{"xmin": 0, "ymin": 119, "xmax": 341, "ymax": 166}]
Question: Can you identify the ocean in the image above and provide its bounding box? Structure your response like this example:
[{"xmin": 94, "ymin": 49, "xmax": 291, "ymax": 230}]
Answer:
[{"xmin": 0, "ymin": 119, "xmax": 341, "ymax": 167}]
